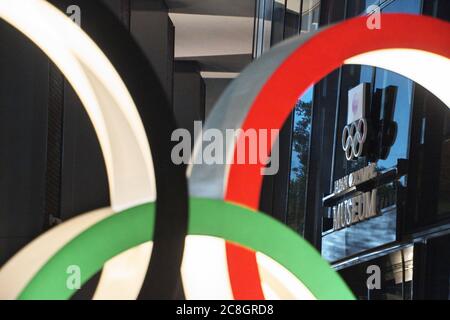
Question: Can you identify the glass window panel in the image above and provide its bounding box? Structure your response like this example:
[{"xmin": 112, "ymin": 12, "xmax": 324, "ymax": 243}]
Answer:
[
  {"xmin": 322, "ymin": 0, "xmax": 421, "ymax": 249},
  {"xmin": 339, "ymin": 246, "xmax": 414, "ymax": 300},
  {"xmin": 287, "ymin": 88, "xmax": 313, "ymax": 235},
  {"xmin": 286, "ymin": 0, "xmax": 301, "ymax": 13}
]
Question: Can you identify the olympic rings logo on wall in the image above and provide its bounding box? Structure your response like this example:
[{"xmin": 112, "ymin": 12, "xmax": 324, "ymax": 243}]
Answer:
[{"xmin": 0, "ymin": 0, "xmax": 449, "ymax": 300}]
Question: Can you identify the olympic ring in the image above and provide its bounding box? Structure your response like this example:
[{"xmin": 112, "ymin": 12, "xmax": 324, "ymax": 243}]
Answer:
[{"xmin": 342, "ymin": 118, "xmax": 368, "ymax": 160}]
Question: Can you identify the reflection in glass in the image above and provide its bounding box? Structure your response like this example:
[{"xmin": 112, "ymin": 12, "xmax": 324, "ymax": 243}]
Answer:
[
  {"xmin": 254, "ymin": 0, "xmax": 275, "ymax": 58},
  {"xmin": 333, "ymin": 65, "xmax": 374, "ymax": 182},
  {"xmin": 373, "ymin": 0, "xmax": 421, "ymax": 171}
]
